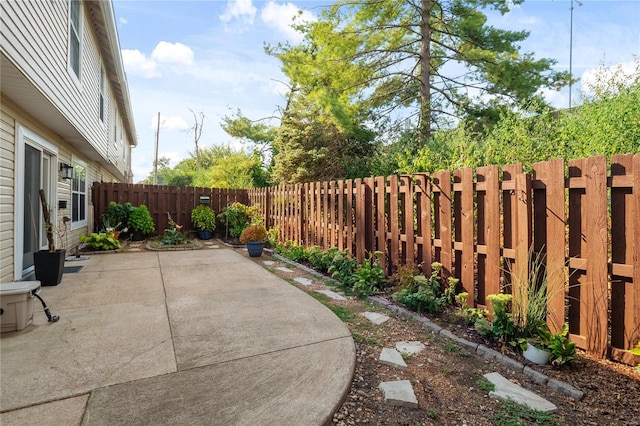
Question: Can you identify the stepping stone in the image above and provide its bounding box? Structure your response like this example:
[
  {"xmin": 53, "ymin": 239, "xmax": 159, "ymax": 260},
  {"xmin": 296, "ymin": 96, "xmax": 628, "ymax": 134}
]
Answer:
[
  {"xmin": 294, "ymin": 277, "xmax": 313, "ymax": 286},
  {"xmin": 379, "ymin": 348, "xmax": 407, "ymax": 369},
  {"xmin": 127, "ymin": 248, "xmax": 141, "ymax": 252},
  {"xmin": 395, "ymin": 341, "xmax": 426, "ymax": 355},
  {"xmin": 262, "ymin": 260, "xmax": 276, "ymax": 266},
  {"xmin": 363, "ymin": 311, "xmax": 390, "ymax": 325},
  {"xmin": 484, "ymin": 372, "xmax": 557, "ymax": 412},
  {"xmin": 316, "ymin": 289, "xmax": 346, "ymax": 301},
  {"xmin": 206, "ymin": 244, "xmax": 219, "ymax": 249},
  {"xmin": 379, "ymin": 380, "xmax": 418, "ymax": 407},
  {"xmin": 275, "ymin": 266, "xmax": 293, "ymax": 273}
]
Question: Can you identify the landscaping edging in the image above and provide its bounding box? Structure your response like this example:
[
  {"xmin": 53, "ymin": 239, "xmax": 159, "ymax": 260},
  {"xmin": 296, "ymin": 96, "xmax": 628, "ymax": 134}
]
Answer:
[{"xmin": 271, "ymin": 252, "xmax": 585, "ymax": 401}]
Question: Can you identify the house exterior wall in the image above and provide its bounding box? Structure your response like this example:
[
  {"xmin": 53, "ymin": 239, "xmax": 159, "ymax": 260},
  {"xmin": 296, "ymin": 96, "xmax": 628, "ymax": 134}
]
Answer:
[
  {"xmin": 0, "ymin": 1, "xmax": 134, "ymax": 175},
  {"xmin": 1, "ymin": 97, "xmax": 121, "ymax": 282},
  {"xmin": 0, "ymin": 0, "xmax": 136, "ymax": 282}
]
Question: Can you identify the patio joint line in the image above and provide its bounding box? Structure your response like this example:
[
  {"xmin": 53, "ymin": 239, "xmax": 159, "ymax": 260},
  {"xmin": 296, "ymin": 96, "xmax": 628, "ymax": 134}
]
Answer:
[{"xmin": 158, "ymin": 251, "xmax": 179, "ymax": 370}]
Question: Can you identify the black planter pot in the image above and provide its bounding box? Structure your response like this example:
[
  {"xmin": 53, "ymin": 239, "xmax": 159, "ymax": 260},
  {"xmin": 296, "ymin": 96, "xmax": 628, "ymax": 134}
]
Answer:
[
  {"xmin": 34, "ymin": 249, "xmax": 66, "ymax": 286},
  {"xmin": 197, "ymin": 230, "xmax": 212, "ymax": 240},
  {"xmin": 246, "ymin": 242, "xmax": 264, "ymax": 257}
]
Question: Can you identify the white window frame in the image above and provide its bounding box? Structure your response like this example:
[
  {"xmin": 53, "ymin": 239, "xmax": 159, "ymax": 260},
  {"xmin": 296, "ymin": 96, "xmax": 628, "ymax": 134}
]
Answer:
[
  {"xmin": 99, "ymin": 65, "xmax": 105, "ymax": 123},
  {"xmin": 68, "ymin": 0, "xmax": 82, "ymax": 82},
  {"xmin": 71, "ymin": 159, "xmax": 88, "ymax": 230}
]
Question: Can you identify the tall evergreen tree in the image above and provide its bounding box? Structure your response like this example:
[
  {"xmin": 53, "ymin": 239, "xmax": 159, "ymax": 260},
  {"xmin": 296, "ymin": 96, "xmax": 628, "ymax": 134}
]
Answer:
[{"xmin": 270, "ymin": 0, "xmax": 570, "ymax": 145}]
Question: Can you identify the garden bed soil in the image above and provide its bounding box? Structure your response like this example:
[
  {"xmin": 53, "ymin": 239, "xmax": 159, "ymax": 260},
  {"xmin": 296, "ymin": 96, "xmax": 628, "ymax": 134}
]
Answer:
[{"xmin": 242, "ymin": 250, "xmax": 640, "ymax": 426}]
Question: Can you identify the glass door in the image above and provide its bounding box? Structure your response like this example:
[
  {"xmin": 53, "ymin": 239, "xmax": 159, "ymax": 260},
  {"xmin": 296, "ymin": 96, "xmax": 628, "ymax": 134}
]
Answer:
[{"xmin": 22, "ymin": 144, "xmax": 52, "ymax": 271}]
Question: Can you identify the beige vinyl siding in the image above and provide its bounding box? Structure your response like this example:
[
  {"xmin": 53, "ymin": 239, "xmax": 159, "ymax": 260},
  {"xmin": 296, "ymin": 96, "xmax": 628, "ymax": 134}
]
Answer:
[
  {"xmin": 0, "ymin": 108, "xmax": 16, "ymax": 282},
  {"xmin": 1, "ymin": 1, "xmax": 129, "ymax": 177},
  {"xmin": 1, "ymin": 96, "xmax": 121, "ymax": 281}
]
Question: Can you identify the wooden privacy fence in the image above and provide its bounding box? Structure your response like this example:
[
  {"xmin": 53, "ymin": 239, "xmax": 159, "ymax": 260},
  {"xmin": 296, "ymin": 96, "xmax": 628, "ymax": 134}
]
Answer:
[
  {"xmin": 91, "ymin": 182, "xmax": 249, "ymax": 235},
  {"xmin": 248, "ymin": 154, "xmax": 640, "ymax": 365}
]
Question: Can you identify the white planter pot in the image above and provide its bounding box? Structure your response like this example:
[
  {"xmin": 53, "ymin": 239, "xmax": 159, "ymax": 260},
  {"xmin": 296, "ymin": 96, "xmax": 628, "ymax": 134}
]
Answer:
[{"xmin": 523, "ymin": 342, "xmax": 551, "ymax": 365}]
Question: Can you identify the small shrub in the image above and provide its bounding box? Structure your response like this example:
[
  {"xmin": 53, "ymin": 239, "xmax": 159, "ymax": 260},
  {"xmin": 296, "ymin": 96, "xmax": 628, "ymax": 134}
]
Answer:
[
  {"xmin": 190, "ymin": 205, "xmax": 216, "ymax": 231},
  {"xmin": 351, "ymin": 252, "xmax": 385, "ymax": 298},
  {"xmin": 160, "ymin": 220, "xmax": 189, "ymax": 246},
  {"xmin": 239, "ymin": 225, "xmax": 267, "ymax": 243},
  {"xmin": 80, "ymin": 232, "xmax": 121, "ymax": 251},
  {"xmin": 103, "ymin": 201, "xmax": 134, "ymax": 230},
  {"xmin": 327, "ymin": 250, "xmax": 358, "ymax": 288},
  {"xmin": 392, "ymin": 262, "xmax": 458, "ymax": 314},
  {"xmin": 547, "ymin": 323, "xmax": 579, "ymax": 368},
  {"xmin": 128, "ymin": 205, "xmax": 155, "ymax": 235},
  {"xmin": 276, "ymin": 241, "xmax": 308, "ymax": 262},
  {"xmin": 218, "ymin": 202, "xmax": 258, "ymax": 238}
]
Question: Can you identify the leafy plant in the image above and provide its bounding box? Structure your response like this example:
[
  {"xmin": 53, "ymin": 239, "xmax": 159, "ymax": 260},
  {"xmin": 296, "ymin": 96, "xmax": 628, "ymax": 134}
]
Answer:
[
  {"xmin": 547, "ymin": 323, "xmax": 579, "ymax": 368},
  {"xmin": 160, "ymin": 220, "xmax": 189, "ymax": 246},
  {"xmin": 456, "ymin": 292, "xmax": 488, "ymax": 325},
  {"xmin": 218, "ymin": 202, "xmax": 257, "ymax": 238},
  {"xmin": 190, "ymin": 205, "xmax": 216, "ymax": 231},
  {"xmin": 103, "ymin": 201, "xmax": 134, "ymax": 231},
  {"xmin": 80, "ymin": 232, "xmax": 121, "ymax": 251},
  {"xmin": 276, "ymin": 241, "xmax": 308, "ymax": 262},
  {"xmin": 327, "ymin": 249, "xmax": 358, "ymax": 288},
  {"xmin": 392, "ymin": 262, "xmax": 458, "ymax": 314},
  {"xmin": 476, "ymin": 377, "xmax": 495, "ymax": 392},
  {"xmin": 239, "ymin": 225, "xmax": 267, "ymax": 243},
  {"xmin": 128, "ymin": 205, "xmax": 155, "ymax": 235},
  {"xmin": 495, "ymin": 400, "xmax": 558, "ymax": 426},
  {"xmin": 351, "ymin": 252, "xmax": 385, "ymax": 298}
]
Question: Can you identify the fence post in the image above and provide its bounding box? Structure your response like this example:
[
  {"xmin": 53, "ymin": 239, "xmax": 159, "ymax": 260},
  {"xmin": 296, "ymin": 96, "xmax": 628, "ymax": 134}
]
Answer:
[
  {"xmin": 454, "ymin": 168, "xmax": 474, "ymax": 307},
  {"xmin": 388, "ymin": 175, "xmax": 400, "ymax": 271},
  {"xmin": 375, "ymin": 176, "xmax": 387, "ymax": 273},
  {"xmin": 476, "ymin": 165, "xmax": 500, "ymax": 312},
  {"xmin": 414, "ymin": 174, "xmax": 432, "ymax": 277},
  {"xmin": 532, "ymin": 159, "xmax": 566, "ymax": 333},
  {"xmin": 433, "ymin": 171, "xmax": 452, "ymax": 280}
]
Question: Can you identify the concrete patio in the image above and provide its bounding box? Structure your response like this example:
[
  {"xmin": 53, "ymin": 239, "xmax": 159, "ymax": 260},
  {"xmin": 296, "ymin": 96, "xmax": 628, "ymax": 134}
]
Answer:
[{"xmin": 0, "ymin": 248, "xmax": 355, "ymax": 425}]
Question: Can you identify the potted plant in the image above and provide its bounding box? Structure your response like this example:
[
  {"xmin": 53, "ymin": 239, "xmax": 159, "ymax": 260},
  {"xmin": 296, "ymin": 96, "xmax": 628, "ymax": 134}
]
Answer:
[
  {"xmin": 127, "ymin": 205, "xmax": 155, "ymax": 240},
  {"xmin": 239, "ymin": 224, "xmax": 267, "ymax": 257},
  {"xmin": 191, "ymin": 205, "xmax": 216, "ymax": 240},
  {"xmin": 522, "ymin": 324, "xmax": 552, "ymax": 365},
  {"xmin": 33, "ymin": 189, "xmax": 65, "ymax": 286}
]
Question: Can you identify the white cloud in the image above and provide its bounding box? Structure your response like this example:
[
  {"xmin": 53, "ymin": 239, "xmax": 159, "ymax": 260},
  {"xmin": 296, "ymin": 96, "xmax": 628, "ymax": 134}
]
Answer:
[
  {"xmin": 581, "ymin": 60, "xmax": 638, "ymax": 95},
  {"xmin": 119, "ymin": 17, "xmax": 128, "ymax": 25},
  {"xmin": 151, "ymin": 114, "xmax": 189, "ymax": 132},
  {"xmin": 151, "ymin": 41, "xmax": 194, "ymax": 65},
  {"xmin": 220, "ymin": 0, "xmax": 257, "ymax": 24},
  {"xmin": 121, "ymin": 49, "xmax": 159, "ymax": 78},
  {"xmin": 158, "ymin": 151, "xmax": 182, "ymax": 166},
  {"xmin": 261, "ymin": 1, "xmax": 316, "ymax": 43}
]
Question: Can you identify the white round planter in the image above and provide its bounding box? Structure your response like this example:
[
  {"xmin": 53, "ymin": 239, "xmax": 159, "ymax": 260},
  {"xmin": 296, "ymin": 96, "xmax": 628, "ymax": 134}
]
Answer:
[{"xmin": 523, "ymin": 342, "xmax": 551, "ymax": 365}]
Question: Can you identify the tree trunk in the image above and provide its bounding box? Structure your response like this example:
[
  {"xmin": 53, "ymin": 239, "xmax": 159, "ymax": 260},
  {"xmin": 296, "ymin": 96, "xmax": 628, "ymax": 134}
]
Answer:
[{"xmin": 419, "ymin": 0, "xmax": 432, "ymax": 145}]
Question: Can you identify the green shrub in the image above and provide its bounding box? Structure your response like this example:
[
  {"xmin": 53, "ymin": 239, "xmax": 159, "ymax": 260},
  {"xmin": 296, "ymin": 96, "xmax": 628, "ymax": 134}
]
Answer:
[
  {"xmin": 276, "ymin": 241, "xmax": 308, "ymax": 262},
  {"xmin": 80, "ymin": 232, "xmax": 121, "ymax": 251},
  {"xmin": 352, "ymin": 252, "xmax": 385, "ymax": 298},
  {"xmin": 218, "ymin": 202, "xmax": 257, "ymax": 238},
  {"xmin": 190, "ymin": 205, "xmax": 216, "ymax": 231},
  {"xmin": 160, "ymin": 220, "xmax": 189, "ymax": 246},
  {"xmin": 547, "ymin": 323, "xmax": 579, "ymax": 368},
  {"xmin": 392, "ymin": 262, "xmax": 458, "ymax": 314},
  {"xmin": 327, "ymin": 250, "xmax": 358, "ymax": 288},
  {"xmin": 128, "ymin": 205, "xmax": 155, "ymax": 235},
  {"xmin": 103, "ymin": 201, "xmax": 134, "ymax": 231}
]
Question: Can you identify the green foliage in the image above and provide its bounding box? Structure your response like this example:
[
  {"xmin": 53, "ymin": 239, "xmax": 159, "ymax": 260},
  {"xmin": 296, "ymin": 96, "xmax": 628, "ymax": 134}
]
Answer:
[
  {"xmin": 495, "ymin": 400, "xmax": 558, "ymax": 426},
  {"xmin": 392, "ymin": 262, "xmax": 459, "ymax": 315},
  {"xmin": 476, "ymin": 377, "xmax": 495, "ymax": 392},
  {"xmin": 327, "ymin": 249, "xmax": 358, "ymax": 288},
  {"xmin": 351, "ymin": 252, "xmax": 386, "ymax": 298},
  {"xmin": 264, "ymin": 227, "xmax": 278, "ymax": 248},
  {"xmin": 190, "ymin": 205, "xmax": 216, "ymax": 231},
  {"xmin": 128, "ymin": 205, "xmax": 155, "ymax": 235},
  {"xmin": 275, "ymin": 241, "xmax": 309, "ymax": 263},
  {"xmin": 218, "ymin": 202, "xmax": 257, "ymax": 238},
  {"xmin": 547, "ymin": 324, "xmax": 579, "ymax": 368},
  {"xmin": 456, "ymin": 292, "xmax": 489, "ymax": 325},
  {"xmin": 80, "ymin": 232, "xmax": 121, "ymax": 251},
  {"xmin": 103, "ymin": 201, "xmax": 133, "ymax": 231},
  {"xmin": 160, "ymin": 220, "xmax": 189, "ymax": 246}
]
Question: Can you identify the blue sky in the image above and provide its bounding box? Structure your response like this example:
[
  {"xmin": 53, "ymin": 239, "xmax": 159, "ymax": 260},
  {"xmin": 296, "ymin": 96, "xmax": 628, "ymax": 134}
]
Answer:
[{"xmin": 112, "ymin": 0, "xmax": 640, "ymax": 182}]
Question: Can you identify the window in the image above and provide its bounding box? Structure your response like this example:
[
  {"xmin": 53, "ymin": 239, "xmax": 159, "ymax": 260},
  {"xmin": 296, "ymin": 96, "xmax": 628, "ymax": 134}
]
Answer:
[
  {"xmin": 69, "ymin": 0, "xmax": 81, "ymax": 78},
  {"xmin": 71, "ymin": 162, "xmax": 87, "ymax": 227},
  {"xmin": 99, "ymin": 66, "xmax": 105, "ymax": 122}
]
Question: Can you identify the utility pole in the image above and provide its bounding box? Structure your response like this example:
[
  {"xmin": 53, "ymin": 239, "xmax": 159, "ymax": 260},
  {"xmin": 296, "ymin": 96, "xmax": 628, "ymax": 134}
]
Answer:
[
  {"xmin": 153, "ymin": 112, "xmax": 160, "ymax": 185},
  {"xmin": 569, "ymin": 0, "xmax": 583, "ymax": 110}
]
